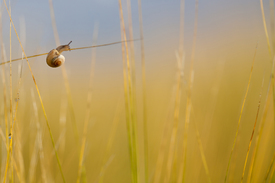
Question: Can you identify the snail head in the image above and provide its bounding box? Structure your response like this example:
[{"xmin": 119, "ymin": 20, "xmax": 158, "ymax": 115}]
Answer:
[{"xmin": 56, "ymin": 41, "xmax": 72, "ymax": 53}]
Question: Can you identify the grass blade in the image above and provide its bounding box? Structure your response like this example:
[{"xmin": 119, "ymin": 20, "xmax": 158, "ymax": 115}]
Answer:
[
  {"xmin": 2, "ymin": 1, "xmax": 66, "ymax": 182},
  {"xmin": 241, "ymin": 76, "xmax": 265, "ymax": 183}
]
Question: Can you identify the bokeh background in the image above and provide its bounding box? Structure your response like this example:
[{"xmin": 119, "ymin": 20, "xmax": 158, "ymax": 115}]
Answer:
[{"xmin": 0, "ymin": 0, "xmax": 274, "ymax": 182}]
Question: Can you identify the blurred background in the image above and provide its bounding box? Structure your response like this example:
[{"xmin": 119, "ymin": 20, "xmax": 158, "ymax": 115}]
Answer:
[{"xmin": 0, "ymin": 0, "xmax": 274, "ymax": 182}]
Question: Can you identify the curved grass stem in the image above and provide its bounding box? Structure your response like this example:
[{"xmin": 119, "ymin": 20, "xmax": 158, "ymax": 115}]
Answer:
[{"xmin": 2, "ymin": 1, "xmax": 66, "ymax": 182}]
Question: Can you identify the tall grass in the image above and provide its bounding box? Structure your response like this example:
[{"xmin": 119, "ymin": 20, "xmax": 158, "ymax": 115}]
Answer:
[
  {"xmin": 77, "ymin": 25, "xmax": 98, "ymax": 183},
  {"xmin": 1, "ymin": 1, "xmax": 275, "ymax": 183},
  {"xmin": 118, "ymin": 0, "xmax": 138, "ymax": 182},
  {"xmin": 2, "ymin": 0, "xmax": 66, "ymax": 182}
]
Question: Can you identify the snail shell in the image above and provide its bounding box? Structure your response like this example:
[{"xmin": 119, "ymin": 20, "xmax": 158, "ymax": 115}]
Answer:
[{"xmin": 46, "ymin": 41, "xmax": 72, "ymax": 68}]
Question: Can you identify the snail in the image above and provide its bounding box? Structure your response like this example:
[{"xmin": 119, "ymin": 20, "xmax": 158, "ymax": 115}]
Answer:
[{"xmin": 46, "ymin": 41, "xmax": 72, "ymax": 68}]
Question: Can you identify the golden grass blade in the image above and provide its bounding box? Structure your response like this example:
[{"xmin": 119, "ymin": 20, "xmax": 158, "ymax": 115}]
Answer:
[
  {"xmin": 247, "ymin": 56, "xmax": 275, "ymax": 183},
  {"xmin": 240, "ymin": 76, "xmax": 265, "ymax": 183},
  {"xmin": 260, "ymin": 0, "xmax": 272, "ymax": 58},
  {"xmin": 193, "ymin": 111, "xmax": 211, "ymax": 183},
  {"xmin": 224, "ymin": 43, "xmax": 258, "ymax": 183},
  {"xmin": 179, "ymin": 71, "xmax": 211, "ymax": 183},
  {"xmin": 165, "ymin": 51, "xmax": 184, "ymax": 183},
  {"xmin": 28, "ymin": 136, "xmax": 39, "ymax": 183},
  {"xmin": 0, "ymin": 9, "xmax": 9, "ymax": 156},
  {"xmin": 118, "ymin": 0, "xmax": 138, "ymax": 182},
  {"xmin": 166, "ymin": 0, "xmax": 185, "ymax": 181},
  {"xmin": 270, "ymin": 0, "xmax": 275, "ymax": 54},
  {"xmin": 268, "ymin": 163, "xmax": 275, "ymax": 183},
  {"xmin": 8, "ymin": 1, "xmax": 13, "ymax": 181},
  {"xmin": 59, "ymin": 96, "xmax": 67, "ymax": 158},
  {"xmin": 76, "ymin": 25, "xmax": 98, "ymax": 183},
  {"xmin": 48, "ymin": 0, "xmax": 60, "ymax": 46},
  {"xmin": 137, "ymin": 0, "xmax": 148, "ymax": 182},
  {"xmin": 260, "ymin": 1, "xmax": 275, "ymax": 157},
  {"xmin": 152, "ymin": 87, "xmax": 177, "ymax": 183},
  {"xmin": 2, "ymin": 1, "xmax": 66, "ymax": 182},
  {"xmin": 265, "ymin": 152, "xmax": 275, "ymax": 182},
  {"xmin": 98, "ymin": 98, "xmax": 122, "ymax": 183},
  {"xmin": 0, "ymin": 127, "xmax": 23, "ymax": 183},
  {"xmin": 118, "ymin": 10, "xmax": 134, "ymax": 182},
  {"xmin": 125, "ymin": 1, "xmax": 140, "ymax": 182},
  {"xmin": 182, "ymin": 0, "xmax": 199, "ymax": 181}
]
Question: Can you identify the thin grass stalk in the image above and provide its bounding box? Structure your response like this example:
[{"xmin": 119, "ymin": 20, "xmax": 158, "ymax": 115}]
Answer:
[
  {"xmin": 98, "ymin": 98, "xmax": 122, "ymax": 183},
  {"xmin": 182, "ymin": 1, "xmax": 199, "ymax": 182},
  {"xmin": 247, "ymin": 56, "xmax": 275, "ymax": 183},
  {"xmin": 28, "ymin": 136, "xmax": 38, "ymax": 183},
  {"xmin": 268, "ymin": 164, "xmax": 275, "ymax": 183},
  {"xmin": 97, "ymin": 155, "xmax": 115, "ymax": 183},
  {"xmin": 8, "ymin": 1, "xmax": 13, "ymax": 182},
  {"xmin": 76, "ymin": 26, "xmax": 98, "ymax": 183},
  {"xmin": 2, "ymin": 1, "xmax": 66, "ymax": 182},
  {"xmin": 247, "ymin": 89, "xmax": 270, "ymax": 183},
  {"xmin": 0, "ymin": 10, "xmax": 9, "ymax": 155},
  {"xmin": 12, "ymin": 43, "xmax": 25, "ymax": 183},
  {"xmin": 265, "ymin": 152, "xmax": 275, "ymax": 182},
  {"xmin": 29, "ymin": 89, "xmax": 42, "ymax": 183},
  {"xmin": 10, "ymin": 13, "xmax": 26, "ymax": 183},
  {"xmin": 0, "ymin": 128, "xmax": 22, "ymax": 183},
  {"xmin": 241, "ymin": 77, "xmax": 265, "ymax": 183},
  {"xmin": 126, "ymin": 1, "xmax": 140, "ymax": 182},
  {"xmin": 152, "ymin": 88, "xmax": 177, "ymax": 183},
  {"xmin": 193, "ymin": 115, "xmax": 211, "ymax": 183},
  {"xmin": 118, "ymin": 1, "xmax": 138, "ymax": 182},
  {"xmin": 126, "ymin": 0, "xmax": 137, "ymax": 98},
  {"xmin": 223, "ymin": 43, "xmax": 258, "ymax": 183},
  {"xmin": 179, "ymin": 75, "xmax": 211, "ymax": 183},
  {"xmin": 270, "ymin": 0, "xmax": 275, "ymax": 54},
  {"xmin": 260, "ymin": 0, "xmax": 272, "ymax": 57},
  {"xmin": 166, "ymin": 0, "xmax": 185, "ymax": 181},
  {"xmin": 165, "ymin": 52, "xmax": 184, "ymax": 182},
  {"xmin": 137, "ymin": 1, "xmax": 148, "ymax": 182},
  {"xmin": 120, "ymin": 15, "xmax": 135, "ymax": 183},
  {"xmin": 260, "ymin": 0, "xmax": 275, "ymax": 141},
  {"xmin": 59, "ymin": 97, "xmax": 67, "ymax": 158},
  {"xmin": 48, "ymin": 0, "xmax": 79, "ymax": 143},
  {"xmin": 0, "ymin": 40, "xmax": 139, "ymax": 66},
  {"xmin": 37, "ymin": 126, "xmax": 49, "ymax": 183},
  {"xmin": 269, "ymin": 5, "xmax": 275, "ymax": 182},
  {"xmin": 177, "ymin": 1, "xmax": 186, "ymax": 182}
]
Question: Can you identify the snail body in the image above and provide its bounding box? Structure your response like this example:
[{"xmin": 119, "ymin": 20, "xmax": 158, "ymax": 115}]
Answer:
[{"xmin": 46, "ymin": 41, "xmax": 72, "ymax": 68}]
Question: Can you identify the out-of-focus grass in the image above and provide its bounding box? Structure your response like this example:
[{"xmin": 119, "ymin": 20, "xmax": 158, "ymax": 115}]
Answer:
[{"xmin": 1, "ymin": 0, "xmax": 275, "ymax": 183}]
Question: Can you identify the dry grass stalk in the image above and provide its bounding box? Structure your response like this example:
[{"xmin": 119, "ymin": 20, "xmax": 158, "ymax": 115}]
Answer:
[
  {"xmin": 0, "ymin": 40, "xmax": 138, "ymax": 66},
  {"xmin": 224, "ymin": 43, "xmax": 258, "ymax": 183},
  {"xmin": 2, "ymin": 1, "xmax": 66, "ymax": 182},
  {"xmin": 8, "ymin": 1, "xmax": 13, "ymax": 181},
  {"xmin": 247, "ymin": 56, "xmax": 275, "ymax": 182},
  {"xmin": 152, "ymin": 88, "xmax": 177, "ymax": 183},
  {"xmin": 241, "ymin": 77, "xmax": 265, "ymax": 183},
  {"xmin": 166, "ymin": 1, "xmax": 185, "ymax": 181},
  {"xmin": 182, "ymin": 0, "xmax": 199, "ymax": 181},
  {"xmin": 165, "ymin": 51, "xmax": 184, "ymax": 182},
  {"xmin": 137, "ymin": 0, "xmax": 149, "ymax": 182},
  {"xmin": 118, "ymin": 0, "xmax": 138, "ymax": 182},
  {"xmin": 98, "ymin": 98, "xmax": 122, "ymax": 183},
  {"xmin": 0, "ymin": 127, "xmax": 22, "ymax": 183},
  {"xmin": 192, "ymin": 112, "xmax": 211, "ymax": 183},
  {"xmin": 0, "ymin": 8, "xmax": 9, "ymax": 157},
  {"xmin": 77, "ymin": 25, "xmax": 98, "ymax": 183}
]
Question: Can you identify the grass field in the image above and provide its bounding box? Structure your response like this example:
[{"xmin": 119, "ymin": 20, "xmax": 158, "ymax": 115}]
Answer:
[{"xmin": 0, "ymin": 0, "xmax": 275, "ymax": 182}]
